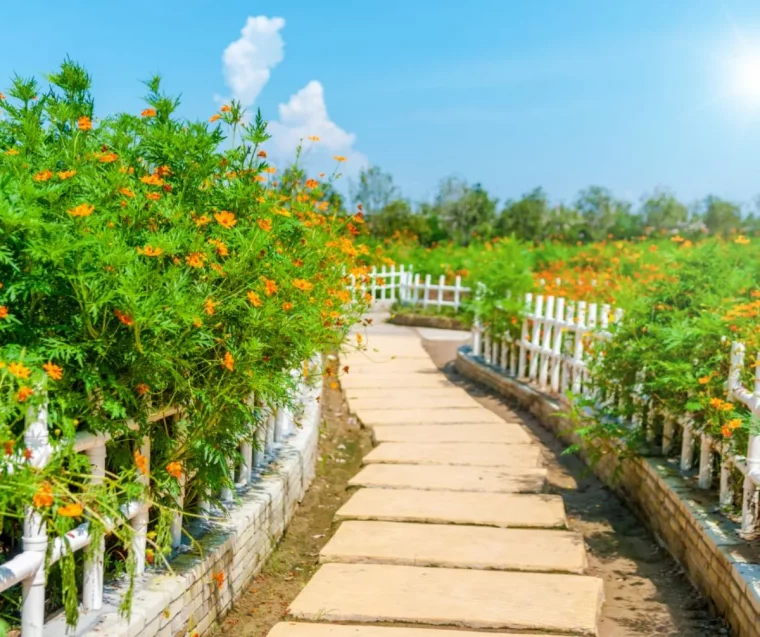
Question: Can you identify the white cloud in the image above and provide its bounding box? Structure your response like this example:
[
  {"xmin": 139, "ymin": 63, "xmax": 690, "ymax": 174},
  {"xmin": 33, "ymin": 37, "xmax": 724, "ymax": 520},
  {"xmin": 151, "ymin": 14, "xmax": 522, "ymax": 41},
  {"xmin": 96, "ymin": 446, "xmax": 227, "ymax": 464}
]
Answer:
[
  {"xmin": 222, "ymin": 16, "xmax": 285, "ymax": 107},
  {"xmin": 267, "ymin": 81, "xmax": 368, "ymax": 179}
]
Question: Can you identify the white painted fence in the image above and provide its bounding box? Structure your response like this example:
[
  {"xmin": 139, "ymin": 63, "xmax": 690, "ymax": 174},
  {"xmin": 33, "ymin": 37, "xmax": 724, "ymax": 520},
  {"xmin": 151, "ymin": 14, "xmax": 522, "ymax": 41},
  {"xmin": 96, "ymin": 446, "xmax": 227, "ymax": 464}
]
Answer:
[
  {"xmin": 348, "ymin": 265, "xmax": 471, "ymax": 310},
  {"xmin": 0, "ymin": 356, "xmax": 322, "ymax": 636},
  {"xmin": 471, "ymin": 292, "xmax": 760, "ymax": 537}
]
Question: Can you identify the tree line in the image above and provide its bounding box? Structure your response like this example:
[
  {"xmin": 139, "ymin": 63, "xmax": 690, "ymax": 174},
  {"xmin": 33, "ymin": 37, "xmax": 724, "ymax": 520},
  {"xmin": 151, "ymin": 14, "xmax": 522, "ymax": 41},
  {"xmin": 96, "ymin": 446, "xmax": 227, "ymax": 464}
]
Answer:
[{"xmin": 346, "ymin": 166, "xmax": 757, "ymax": 245}]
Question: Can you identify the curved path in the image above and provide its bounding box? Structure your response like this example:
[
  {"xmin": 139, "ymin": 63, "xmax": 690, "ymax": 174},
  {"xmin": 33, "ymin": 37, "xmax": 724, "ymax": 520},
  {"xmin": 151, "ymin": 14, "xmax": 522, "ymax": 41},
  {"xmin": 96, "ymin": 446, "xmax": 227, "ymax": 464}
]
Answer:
[{"xmin": 268, "ymin": 317, "xmax": 605, "ymax": 636}]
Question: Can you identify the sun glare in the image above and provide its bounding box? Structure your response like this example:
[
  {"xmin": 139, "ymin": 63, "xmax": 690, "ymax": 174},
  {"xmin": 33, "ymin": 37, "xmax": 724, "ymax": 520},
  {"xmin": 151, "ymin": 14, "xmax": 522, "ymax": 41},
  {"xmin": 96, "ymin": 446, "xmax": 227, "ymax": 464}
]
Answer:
[{"xmin": 728, "ymin": 51, "xmax": 760, "ymax": 106}]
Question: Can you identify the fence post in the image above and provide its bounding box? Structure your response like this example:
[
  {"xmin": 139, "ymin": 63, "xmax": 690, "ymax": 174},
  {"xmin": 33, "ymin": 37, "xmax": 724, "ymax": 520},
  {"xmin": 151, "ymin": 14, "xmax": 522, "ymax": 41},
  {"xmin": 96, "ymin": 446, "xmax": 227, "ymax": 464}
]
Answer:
[
  {"xmin": 572, "ymin": 301, "xmax": 586, "ymax": 395},
  {"xmin": 423, "ymin": 274, "xmax": 431, "ymax": 309},
  {"xmin": 698, "ymin": 435, "xmax": 713, "ymax": 489},
  {"xmin": 680, "ymin": 418, "xmax": 694, "ymax": 471},
  {"xmin": 538, "ymin": 296, "xmax": 554, "ymax": 388},
  {"xmin": 550, "ymin": 297, "xmax": 565, "ymax": 393},
  {"xmin": 21, "ymin": 401, "xmax": 50, "ymax": 637},
  {"xmin": 517, "ymin": 293, "xmax": 532, "ymax": 379},
  {"xmin": 414, "ymin": 273, "xmax": 421, "ymax": 305},
  {"xmin": 390, "ymin": 265, "xmax": 397, "ymax": 302},
  {"xmin": 528, "ymin": 295, "xmax": 544, "ymax": 382},
  {"xmin": 82, "ymin": 442, "xmax": 106, "ymax": 610},
  {"xmin": 131, "ymin": 436, "xmax": 150, "ymax": 575},
  {"xmin": 370, "ymin": 266, "xmax": 377, "ymax": 301},
  {"xmin": 454, "ymin": 276, "xmax": 462, "ymax": 309},
  {"xmin": 437, "ymin": 275, "xmax": 445, "ymax": 309}
]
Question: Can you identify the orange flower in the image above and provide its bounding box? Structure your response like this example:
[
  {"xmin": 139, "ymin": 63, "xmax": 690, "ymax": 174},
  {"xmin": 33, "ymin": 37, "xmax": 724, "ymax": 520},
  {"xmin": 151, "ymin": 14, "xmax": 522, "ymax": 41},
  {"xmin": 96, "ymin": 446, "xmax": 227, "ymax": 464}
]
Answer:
[
  {"xmin": 8, "ymin": 362, "xmax": 31, "ymax": 379},
  {"xmin": 210, "ymin": 263, "xmax": 226, "ymax": 277},
  {"xmin": 141, "ymin": 108, "xmax": 157, "ymax": 117},
  {"xmin": 292, "ymin": 258, "xmax": 303, "ymax": 267},
  {"xmin": 195, "ymin": 214, "xmax": 212, "ymax": 227},
  {"xmin": 208, "ymin": 238, "xmax": 229, "ymax": 257},
  {"xmin": 4, "ymin": 440, "xmax": 14, "ymax": 456},
  {"xmin": 114, "ymin": 309, "xmax": 133, "ymax": 326},
  {"xmin": 0, "ymin": 306, "xmax": 7, "ymax": 319},
  {"xmin": 17, "ymin": 386, "xmax": 33, "ymax": 402},
  {"xmin": 254, "ymin": 175, "xmax": 267, "ymax": 183},
  {"xmin": 282, "ymin": 302, "xmax": 293, "ymax": 311},
  {"xmin": 137, "ymin": 245, "xmax": 163, "ymax": 257},
  {"xmin": 155, "ymin": 165, "xmax": 172, "ymax": 177},
  {"xmin": 209, "ymin": 113, "xmax": 222, "ymax": 123},
  {"xmin": 43, "ymin": 362, "xmax": 63, "ymax": 381},
  {"xmin": 57, "ymin": 169, "xmax": 76, "ymax": 180},
  {"xmin": 735, "ymin": 235, "xmax": 751, "ymax": 245},
  {"xmin": 68, "ymin": 203, "xmax": 95, "ymax": 217},
  {"xmin": 292, "ymin": 279, "xmax": 313, "ymax": 292},
  {"xmin": 186, "ymin": 252, "xmax": 207, "ymax": 268},
  {"xmin": 221, "ymin": 351, "xmax": 234, "ymax": 371},
  {"xmin": 214, "ymin": 210, "xmax": 237, "ymax": 228},
  {"xmin": 5, "ymin": 148, "xmax": 19, "ymax": 156},
  {"xmin": 221, "ymin": 104, "xmax": 231, "ymax": 113},
  {"xmin": 247, "ymin": 291, "xmax": 262, "ymax": 307},
  {"xmin": 257, "ymin": 150, "xmax": 267, "ymax": 158},
  {"xmin": 135, "ymin": 383, "xmax": 150, "ymax": 395},
  {"xmin": 308, "ymin": 136, "xmax": 320, "ymax": 142},
  {"xmin": 257, "ymin": 218, "xmax": 272, "ymax": 232},
  {"xmin": 0, "ymin": 92, "xmax": 5, "ymax": 100},
  {"xmin": 77, "ymin": 116, "xmax": 93, "ymax": 131},
  {"xmin": 134, "ymin": 450, "xmax": 148, "ymax": 474},
  {"xmin": 192, "ymin": 317, "xmax": 203, "ymax": 328},
  {"xmin": 120, "ymin": 187, "xmax": 135, "ymax": 198},
  {"xmin": 212, "ymin": 571, "xmax": 225, "ymax": 589},
  {"xmin": 33, "ymin": 169, "xmax": 53, "ymax": 182},
  {"xmin": 140, "ymin": 174, "xmax": 164, "ymax": 186},
  {"xmin": 333, "ymin": 155, "xmax": 346, "ymax": 162},
  {"xmin": 698, "ymin": 376, "xmax": 710, "ymax": 385},
  {"xmin": 305, "ymin": 179, "xmax": 318, "ymax": 189},
  {"xmin": 98, "ymin": 151, "xmax": 119, "ymax": 163},
  {"xmin": 263, "ymin": 278, "xmax": 278, "ymax": 297},
  {"xmin": 33, "ymin": 482, "xmax": 54, "ymax": 508},
  {"xmin": 264, "ymin": 166, "xmax": 276, "ymax": 174},
  {"xmin": 204, "ymin": 298, "xmax": 217, "ymax": 315},
  {"xmin": 57, "ymin": 502, "xmax": 83, "ymax": 518},
  {"xmin": 146, "ymin": 192, "xmax": 161, "ymax": 201},
  {"xmin": 166, "ymin": 461, "xmax": 182, "ymax": 479},
  {"xmin": 726, "ymin": 418, "xmax": 743, "ymax": 430}
]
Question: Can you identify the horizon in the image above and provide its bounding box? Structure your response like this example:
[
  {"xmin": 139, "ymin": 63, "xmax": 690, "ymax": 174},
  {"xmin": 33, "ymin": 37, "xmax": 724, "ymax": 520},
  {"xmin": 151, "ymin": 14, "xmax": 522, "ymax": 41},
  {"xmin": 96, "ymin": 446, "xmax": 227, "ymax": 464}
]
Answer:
[{"xmin": 3, "ymin": 1, "xmax": 760, "ymax": 209}]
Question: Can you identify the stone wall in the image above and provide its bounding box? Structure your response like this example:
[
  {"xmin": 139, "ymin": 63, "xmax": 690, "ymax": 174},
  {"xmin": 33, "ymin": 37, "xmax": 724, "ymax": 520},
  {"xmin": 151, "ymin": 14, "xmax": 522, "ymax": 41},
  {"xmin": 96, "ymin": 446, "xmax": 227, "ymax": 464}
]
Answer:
[
  {"xmin": 457, "ymin": 348, "xmax": 760, "ymax": 637},
  {"xmin": 44, "ymin": 402, "xmax": 321, "ymax": 637}
]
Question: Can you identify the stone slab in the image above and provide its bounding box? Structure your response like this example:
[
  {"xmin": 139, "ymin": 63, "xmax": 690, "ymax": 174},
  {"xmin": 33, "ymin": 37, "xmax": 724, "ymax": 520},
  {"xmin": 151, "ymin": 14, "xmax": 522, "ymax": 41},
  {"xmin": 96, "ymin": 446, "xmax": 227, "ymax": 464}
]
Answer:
[
  {"xmin": 415, "ymin": 327, "xmax": 472, "ymax": 341},
  {"xmin": 335, "ymin": 489, "xmax": 567, "ymax": 528},
  {"xmin": 348, "ymin": 463, "xmax": 546, "ymax": 493},
  {"xmin": 288, "ymin": 563, "xmax": 604, "ymax": 635},
  {"xmin": 349, "ymin": 395, "xmax": 481, "ymax": 411},
  {"xmin": 343, "ymin": 363, "xmax": 441, "ymax": 375},
  {"xmin": 341, "ymin": 375, "xmax": 456, "ymax": 390},
  {"xmin": 320, "ymin": 521, "xmax": 587, "ymax": 573},
  {"xmin": 269, "ymin": 623, "xmax": 562, "ymax": 637},
  {"xmin": 362, "ymin": 442, "xmax": 541, "ymax": 467},
  {"xmin": 360, "ymin": 408, "xmax": 505, "ymax": 426},
  {"xmin": 345, "ymin": 387, "xmax": 473, "ymax": 400},
  {"xmin": 372, "ymin": 424, "xmax": 531, "ymax": 444}
]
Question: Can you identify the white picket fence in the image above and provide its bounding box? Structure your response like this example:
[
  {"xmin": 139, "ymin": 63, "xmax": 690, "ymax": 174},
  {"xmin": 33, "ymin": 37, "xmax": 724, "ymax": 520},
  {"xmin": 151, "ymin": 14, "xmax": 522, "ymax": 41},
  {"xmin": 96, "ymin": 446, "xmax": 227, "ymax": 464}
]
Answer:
[
  {"xmin": 471, "ymin": 292, "xmax": 760, "ymax": 537},
  {"xmin": 348, "ymin": 265, "xmax": 471, "ymax": 310},
  {"xmin": 0, "ymin": 356, "xmax": 322, "ymax": 636}
]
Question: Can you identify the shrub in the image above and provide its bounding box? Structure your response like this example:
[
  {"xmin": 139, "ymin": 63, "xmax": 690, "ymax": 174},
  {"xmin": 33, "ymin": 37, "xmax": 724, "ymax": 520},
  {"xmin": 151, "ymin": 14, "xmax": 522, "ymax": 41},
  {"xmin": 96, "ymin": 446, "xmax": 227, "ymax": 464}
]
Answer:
[{"xmin": 0, "ymin": 60, "xmax": 367, "ymax": 627}]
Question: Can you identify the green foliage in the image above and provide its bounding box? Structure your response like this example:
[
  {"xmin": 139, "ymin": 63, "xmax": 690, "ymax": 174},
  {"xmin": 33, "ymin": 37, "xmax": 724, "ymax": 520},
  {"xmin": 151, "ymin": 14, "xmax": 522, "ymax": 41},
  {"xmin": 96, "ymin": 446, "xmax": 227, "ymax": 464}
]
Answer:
[{"xmin": 0, "ymin": 60, "xmax": 367, "ymax": 627}]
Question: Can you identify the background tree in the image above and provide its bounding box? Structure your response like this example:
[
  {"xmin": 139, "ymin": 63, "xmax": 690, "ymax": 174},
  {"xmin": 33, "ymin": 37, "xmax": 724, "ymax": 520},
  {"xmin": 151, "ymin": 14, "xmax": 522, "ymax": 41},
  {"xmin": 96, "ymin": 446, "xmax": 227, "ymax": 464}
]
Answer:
[
  {"xmin": 575, "ymin": 186, "xmax": 636, "ymax": 241},
  {"xmin": 700, "ymin": 195, "xmax": 742, "ymax": 235},
  {"xmin": 640, "ymin": 187, "xmax": 688, "ymax": 232},
  {"xmin": 434, "ymin": 176, "xmax": 498, "ymax": 245},
  {"xmin": 497, "ymin": 187, "xmax": 549, "ymax": 242},
  {"xmin": 350, "ymin": 165, "xmax": 397, "ymax": 215}
]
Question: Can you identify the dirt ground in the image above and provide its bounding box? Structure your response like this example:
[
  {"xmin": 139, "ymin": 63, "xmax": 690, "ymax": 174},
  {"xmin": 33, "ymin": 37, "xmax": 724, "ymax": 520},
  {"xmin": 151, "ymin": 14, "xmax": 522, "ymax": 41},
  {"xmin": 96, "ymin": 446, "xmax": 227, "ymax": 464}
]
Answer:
[
  {"xmin": 422, "ymin": 337, "xmax": 729, "ymax": 637},
  {"xmin": 218, "ymin": 337, "xmax": 729, "ymax": 637},
  {"xmin": 216, "ymin": 360, "xmax": 373, "ymax": 637}
]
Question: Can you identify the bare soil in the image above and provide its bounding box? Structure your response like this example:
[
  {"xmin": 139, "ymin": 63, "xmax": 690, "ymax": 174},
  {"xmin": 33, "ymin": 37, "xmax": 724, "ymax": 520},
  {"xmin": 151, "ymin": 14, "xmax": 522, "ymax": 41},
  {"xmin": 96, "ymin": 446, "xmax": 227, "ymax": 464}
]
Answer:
[
  {"xmin": 216, "ymin": 361, "xmax": 372, "ymax": 637},
  {"xmin": 422, "ymin": 337, "xmax": 729, "ymax": 637}
]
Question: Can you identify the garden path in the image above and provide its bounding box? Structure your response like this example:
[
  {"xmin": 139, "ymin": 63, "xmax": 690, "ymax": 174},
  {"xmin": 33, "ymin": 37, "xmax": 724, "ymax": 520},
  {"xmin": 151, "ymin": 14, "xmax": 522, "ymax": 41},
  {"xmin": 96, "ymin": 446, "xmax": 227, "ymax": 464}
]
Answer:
[{"xmin": 269, "ymin": 316, "xmax": 605, "ymax": 636}]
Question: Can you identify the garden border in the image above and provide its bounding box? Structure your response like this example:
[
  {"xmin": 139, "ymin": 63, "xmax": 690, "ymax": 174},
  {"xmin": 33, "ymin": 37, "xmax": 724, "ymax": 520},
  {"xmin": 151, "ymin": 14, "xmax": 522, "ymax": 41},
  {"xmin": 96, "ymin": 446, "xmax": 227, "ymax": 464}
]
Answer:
[
  {"xmin": 387, "ymin": 313, "xmax": 469, "ymax": 331},
  {"xmin": 43, "ymin": 394, "xmax": 321, "ymax": 637},
  {"xmin": 456, "ymin": 345, "xmax": 760, "ymax": 637}
]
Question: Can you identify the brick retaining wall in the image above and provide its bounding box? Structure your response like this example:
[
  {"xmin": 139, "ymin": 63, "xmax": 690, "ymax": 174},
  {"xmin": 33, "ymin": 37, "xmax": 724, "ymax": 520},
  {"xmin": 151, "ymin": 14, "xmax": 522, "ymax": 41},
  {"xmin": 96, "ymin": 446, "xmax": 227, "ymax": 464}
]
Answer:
[{"xmin": 457, "ymin": 348, "xmax": 760, "ymax": 637}]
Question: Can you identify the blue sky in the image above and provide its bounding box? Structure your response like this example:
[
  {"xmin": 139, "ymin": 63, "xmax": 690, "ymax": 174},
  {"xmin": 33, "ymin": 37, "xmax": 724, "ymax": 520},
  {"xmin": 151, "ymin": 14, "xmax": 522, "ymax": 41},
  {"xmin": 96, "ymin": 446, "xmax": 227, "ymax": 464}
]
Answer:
[{"xmin": 3, "ymin": 1, "xmax": 760, "ymax": 209}]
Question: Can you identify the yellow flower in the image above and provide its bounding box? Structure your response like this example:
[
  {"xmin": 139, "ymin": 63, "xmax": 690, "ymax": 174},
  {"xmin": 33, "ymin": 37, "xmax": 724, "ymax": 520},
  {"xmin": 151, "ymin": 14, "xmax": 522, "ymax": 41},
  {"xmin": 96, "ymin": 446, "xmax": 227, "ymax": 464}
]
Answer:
[
  {"xmin": 221, "ymin": 352, "xmax": 234, "ymax": 371},
  {"xmin": 68, "ymin": 203, "xmax": 94, "ymax": 217},
  {"xmin": 292, "ymin": 279, "xmax": 313, "ymax": 292},
  {"xmin": 57, "ymin": 169, "xmax": 76, "ymax": 180},
  {"xmin": 214, "ymin": 210, "xmax": 237, "ymax": 229},
  {"xmin": 333, "ymin": 155, "xmax": 346, "ymax": 162},
  {"xmin": 57, "ymin": 502, "xmax": 83, "ymax": 518},
  {"xmin": 247, "ymin": 291, "xmax": 262, "ymax": 307},
  {"xmin": 735, "ymin": 235, "xmax": 750, "ymax": 245},
  {"xmin": 8, "ymin": 362, "xmax": 31, "ymax": 379}
]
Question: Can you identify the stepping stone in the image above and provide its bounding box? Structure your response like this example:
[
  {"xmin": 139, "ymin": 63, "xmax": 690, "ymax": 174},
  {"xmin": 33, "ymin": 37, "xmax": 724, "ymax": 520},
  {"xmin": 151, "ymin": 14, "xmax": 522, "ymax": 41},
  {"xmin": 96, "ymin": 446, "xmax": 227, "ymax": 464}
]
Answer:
[
  {"xmin": 345, "ymin": 387, "xmax": 472, "ymax": 400},
  {"xmin": 342, "ymin": 375, "xmax": 456, "ymax": 389},
  {"xmin": 373, "ymin": 424, "xmax": 531, "ymax": 444},
  {"xmin": 349, "ymin": 395, "xmax": 481, "ymax": 411},
  {"xmin": 336, "ymin": 489, "xmax": 567, "ymax": 529},
  {"xmin": 348, "ymin": 463, "xmax": 546, "ymax": 493},
  {"xmin": 363, "ymin": 442, "xmax": 541, "ymax": 467},
  {"xmin": 269, "ymin": 623, "xmax": 562, "ymax": 637},
  {"xmin": 320, "ymin": 521, "xmax": 587, "ymax": 573},
  {"xmin": 344, "ymin": 363, "xmax": 441, "ymax": 375},
  {"xmin": 288, "ymin": 563, "xmax": 604, "ymax": 635},
  {"xmin": 360, "ymin": 408, "xmax": 504, "ymax": 426}
]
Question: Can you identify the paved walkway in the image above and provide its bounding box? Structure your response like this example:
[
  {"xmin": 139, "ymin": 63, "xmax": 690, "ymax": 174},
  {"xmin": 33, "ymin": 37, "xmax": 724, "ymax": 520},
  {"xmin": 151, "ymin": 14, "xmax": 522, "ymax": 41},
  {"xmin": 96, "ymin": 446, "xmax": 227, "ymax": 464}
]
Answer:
[{"xmin": 269, "ymin": 318, "xmax": 605, "ymax": 636}]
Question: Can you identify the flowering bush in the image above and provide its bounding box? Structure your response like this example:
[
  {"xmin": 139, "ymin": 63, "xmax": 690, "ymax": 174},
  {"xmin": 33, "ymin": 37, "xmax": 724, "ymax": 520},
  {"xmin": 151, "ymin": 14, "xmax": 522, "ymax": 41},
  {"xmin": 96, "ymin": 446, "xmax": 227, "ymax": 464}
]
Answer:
[{"xmin": 0, "ymin": 60, "xmax": 367, "ymax": 627}]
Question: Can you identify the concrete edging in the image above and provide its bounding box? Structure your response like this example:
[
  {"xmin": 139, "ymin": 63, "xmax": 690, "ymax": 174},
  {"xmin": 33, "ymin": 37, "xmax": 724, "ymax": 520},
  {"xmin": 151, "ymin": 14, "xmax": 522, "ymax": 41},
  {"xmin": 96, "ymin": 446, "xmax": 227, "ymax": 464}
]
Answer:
[
  {"xmin": 456, "ymin": 347, "xmax": 760, "ymax": 637},
  {"xmin": 46, "ymin": 402, "xmax": 321, "ymax": 637}
]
